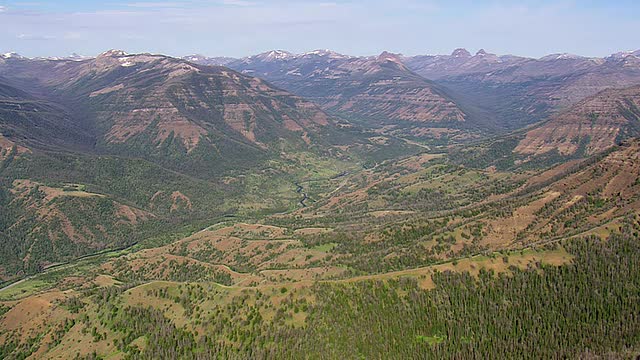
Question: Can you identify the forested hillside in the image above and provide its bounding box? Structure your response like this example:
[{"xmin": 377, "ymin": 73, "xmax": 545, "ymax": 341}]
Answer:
[{"xmin": 0, "ymin": 46, "xmax": 639, "ymax": 359}]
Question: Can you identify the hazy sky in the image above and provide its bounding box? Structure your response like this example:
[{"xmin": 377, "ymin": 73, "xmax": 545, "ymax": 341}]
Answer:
[{"xmin": 1, "ymin": 0, "xmax": 638, "ymax": 58}]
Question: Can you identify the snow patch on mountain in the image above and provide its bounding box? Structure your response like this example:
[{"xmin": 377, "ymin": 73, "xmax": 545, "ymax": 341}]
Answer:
[
  {"xmin": 539, "ymin": 53, "xmax": 584, "ymax": 61},
  {"xmin": 100, "ymin": 49, "xmax": 129, "ymax": 57},
  {"xmin": 607, "ymin": 50, "xmax": 640, "ymax": 60},
  {"xmin": 1, "ymin": 52, "xmax": 22, "ymax": 59},
  {"xmin": 301, "ymin": 49, "xmax": 350, "ymax": 59},
  {"xmin": 259, "ymin": 50, "xmax": 294, "ymax": 61}
]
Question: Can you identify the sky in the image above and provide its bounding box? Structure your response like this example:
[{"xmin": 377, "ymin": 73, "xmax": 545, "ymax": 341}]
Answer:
[{"xmin": 0, "ymin": 0, "xmax": 639, "ymax": 59}]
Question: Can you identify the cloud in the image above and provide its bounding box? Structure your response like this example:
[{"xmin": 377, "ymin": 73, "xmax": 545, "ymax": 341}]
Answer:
[
  {"xmin": 126, "ymin": 2, "xmax": 184, "ymax": 8},
  {"xmin": 63, "ymin": 32, "xmax": 85, "ymax": 40},
  {"xmin": 1, "ymin": 1, "xmax": 638, "ymax": 59},
  {"xmin": 8, "ymin": 2, "xmax": 42, "ymax": 7},
  {"xmin": 17, "ymin": 33, "xmax": 56, "ymax": 41},
  {"xmin": 0, "ymin": 6, "xmax": 7, "ymax": 12},
  {"xmin": 220, "ymin": 0, "xmax": 257, "ymax": 7}
]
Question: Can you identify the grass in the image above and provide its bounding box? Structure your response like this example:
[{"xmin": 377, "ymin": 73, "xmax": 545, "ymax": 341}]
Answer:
[
  {"xmin": 415, "ymin": 334, "xmax": 447, "ymax": 346},
  {"xmin": 62, "ymin": 183, "xmax": 87, "ymax": 192},
  {"xmin": 0, "ymin": 279, "xmax": 49, "ymax": 301},
  {"xmin": 341, "ymin": 247, "xmax": 572, "ymax": 290},
  {"xmin": 311, "ymin": 243, "xmax": 338, "ymax": 252},
  {"xmin": 225, "ymin": 151, "xmax": 357, "ymax": 216},
  {"xmin": 0, "ymin": 243, "xmax": 140, "ymax": 301}
]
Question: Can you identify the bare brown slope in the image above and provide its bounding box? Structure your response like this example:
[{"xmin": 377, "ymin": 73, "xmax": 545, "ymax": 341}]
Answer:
[
  {"xmin": 456, "ymin": 139, "xmax": 640, "ymax": 249},
  {"xmin": 516, "ymin": 85, "xmax": 640, "ymax": 156},
  {"xmin": 436, "ymin": 138, "xmax": 640, "ymax": 251},
  {"xmin": 0, "ymin": 51, "xmax": 334, "ymax": 154}
]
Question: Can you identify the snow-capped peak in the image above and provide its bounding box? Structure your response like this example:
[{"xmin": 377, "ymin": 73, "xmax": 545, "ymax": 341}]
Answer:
[
  {"xmin": 539, "ymin": 53, "xmax": 583, "ymax": 61},
  {"xmin": 1, "ymin": 52, "xmax": 22, "ymax": 59},
  {"xmin": 301, "ymin": 49, "xmax": 349, "ymax": 59},
  {"xmin": 606, "ymin": 49, "xmax": 640, "ymax": 60},
  {"xmin": 99, "ymin": 49, "xmax": 128, "ymax": 58},
  {"xmin": 185, "ymin": 54, "xmax": 205, "ymax": 62},
  {"xmin": 377, "ymin": 51, "xmax": 403, "ymax": 63},
  {"xmin": 256, "ymin": 50, "xmax": 294, "ymax": 61},
  {"xmin": 66, "ymin": 53, "xmax": 90, "ymax": 61}
]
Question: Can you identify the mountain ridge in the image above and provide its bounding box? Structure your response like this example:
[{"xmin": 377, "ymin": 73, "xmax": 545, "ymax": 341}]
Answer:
[
  {"xmin": 0, "ymin": 50, "xmax": 345, "ymax": 175},
  {"xmin": 515, "ymin": 84, "xmax": 640, "ymax": 156},
  {"xmin": 176, "ymin": 47, "xmax": 640, "ymax": 137}
]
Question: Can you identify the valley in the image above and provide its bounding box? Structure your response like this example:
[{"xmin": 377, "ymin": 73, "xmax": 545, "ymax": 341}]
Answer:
[{"xmin": 0, "ymin": 46, "xmax": 639, "ymax": 359}]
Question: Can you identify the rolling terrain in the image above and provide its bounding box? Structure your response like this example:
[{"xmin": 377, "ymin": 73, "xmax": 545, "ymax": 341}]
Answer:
[
  {"xmin": 0, "ymin": 126, "xmax": 638, "ymax": 358},
  {"xmin": 0, "ymin": 51, "xmax": 420, "ymax": 282},
  {"xmin": 0, "ymin": 48, "xmax": 639, "ymax": 359}
]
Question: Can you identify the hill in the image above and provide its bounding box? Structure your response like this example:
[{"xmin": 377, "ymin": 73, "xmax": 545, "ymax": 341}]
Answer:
[
  {"xmin": 0, "ymin": 136, "xmax": 638, "ymax": 358},
  {"xmin": 0, "ymin": 51, "xmax": 350, "ymax": 176},
  {"xmin": 0, "ymin": 48, "xmax": 639, "ymax": 359},
  {"xmin": 0, "ymin": 79, "xmax": 94, "ymax": 154},
  {"xmin": 516, "ymin": 85, "xmax": 640, "ymax": 156},
  {"xmin": 189, "ymin": 48, "xmax": 640, "ymax": 141},
  {"xmin": 0, "ymin": 51, "xmax": 420, "ymax": 281},
  {"xmin": 211, "ymin": 51, "xmax": 479, "ymax": 143}
]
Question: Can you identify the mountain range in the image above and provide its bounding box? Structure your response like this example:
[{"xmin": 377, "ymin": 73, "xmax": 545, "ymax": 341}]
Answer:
[
  {"xmin": 5, "ymin": 47, "xmax": 640, "ymax": 143},
  {"xmin": 180, "ymin": 48, "xmax": 640, "ymax": 141},
  {"xmin": 0, "ymin": 50, "xmax": 341, "ymax": 278},
  {"xmin": 516, "ymin": 85, "xmax": 640, "ymax": 156},
  {"xmin": 0, "ymin": 45, "xmax": 639, "ymax": 359},
  {"xmin": 0, "ymin": 50, "xmax": 366, "ymax": 175}
]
